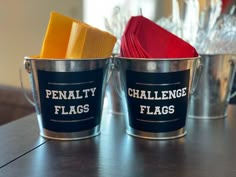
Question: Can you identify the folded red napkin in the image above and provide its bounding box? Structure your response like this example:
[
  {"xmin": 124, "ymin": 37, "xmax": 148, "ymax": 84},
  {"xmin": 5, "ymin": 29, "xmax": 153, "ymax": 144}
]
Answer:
[{"xmin": 120, "ymin": 16, "xmax": 198, "ymax": 58}]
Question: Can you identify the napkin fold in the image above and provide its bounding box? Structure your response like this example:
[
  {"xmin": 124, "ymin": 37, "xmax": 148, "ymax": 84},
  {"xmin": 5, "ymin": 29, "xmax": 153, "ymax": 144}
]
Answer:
[
  {"xmin": 40, "ymin": 12, "xmax": 75, "ymax": 58},
  {"xmin": 121, "ymin": 16, "xmax": 198, "ymax": 58},
  {"xmin": 40, "ymin": 11, "xmax": 117, "ymax": 59}
]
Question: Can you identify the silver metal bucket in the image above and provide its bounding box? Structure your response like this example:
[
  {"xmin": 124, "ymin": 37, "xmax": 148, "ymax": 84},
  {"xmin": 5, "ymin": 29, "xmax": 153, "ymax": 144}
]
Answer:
[
  {"xmin": 24, "ymin": 57, "xmax": 110, "ymax": 140},
  {"xmin": 116, "ymin": 56, "xmax": 200, "ymax": 140},
  {"xmin": 188, "ymin": 54, "xmax": 236, "ymax": 119},
  {"xmin": 106, "ymin": 57, "xmax": 127, "ymax": 115}
]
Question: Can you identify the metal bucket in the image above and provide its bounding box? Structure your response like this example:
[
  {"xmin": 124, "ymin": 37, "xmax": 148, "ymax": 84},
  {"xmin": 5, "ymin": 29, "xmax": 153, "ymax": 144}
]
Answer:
[
  {"xmin": 106, "ymin": 57, "xmax": 127, "ymax": 115},
  {"xmin": 24, "ymin": 57, "xmax": 110, "ymax": 140},
  {"xmin": 116, "ymin": 56, "xmax": 200, "ymax": 140},
  {"xmin": 188, "ymin": 54, "xmax": 236, "ymax": 119}
]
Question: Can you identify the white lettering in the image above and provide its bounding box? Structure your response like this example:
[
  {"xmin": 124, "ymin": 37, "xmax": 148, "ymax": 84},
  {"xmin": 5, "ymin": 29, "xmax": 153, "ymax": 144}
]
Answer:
[
  {"xmin": 45, "ymin": 87, "xmax": 97, "ymax": 100},
  {"xmin": 46, "ymin": 89, "xmax": 51, "ymax": 98},
  {"xmin": 54, "ymin": 104, "xmax": 90, "ymax": 115},
  {"xmin": 90, "ymin": 88, "xmax": 96, "ymax": 96},
  {"xmin": 69, "ymin": 106, "xmax": 77, "ymax": 114},
  {"xmin": 182, "ymin": 87, "xmax": 187, "ymax": 97},
  {"xmin": 59, "ymin": 91, "xmax": 67, "ymax": 100},
  {"xmin": 140, "ymin": 105, "xmax": 146, "ymax": 114},
  {"xmin": 128, "ymin": 88, "xmax": 133, "ymax": 97},
  {"xmin": 84, "ymin": 104, "xmax": 89, "ymax": 113},
  {"xmin": 139, "ymin": 105, "xmax": 176, "ymax": 115},
  {"xmin": 169, "ymin": 105, "xmax": 175, "ymax": 114},
  {"xmin": 147, "ymin": 91, "xmax": 154, "ymax": 100},
  {"xmin": 68, "ymin": 91, "xmax": 76, "ymax": 100},
  {"xmin": 54, "ymin": 105, "xmax": 60, "ymax": 114},
  {"xmin": 76, "ymin": 90, "xmax": 83, "ymax": 99},
  {"xmin": 52, "ymin": 90, "xmax": 58, "ymax": 99},
  {"xmin": 140, "ymin": 90, "xmax": 147, "ymax": 99},
  {"xmin": 133, "ymin": 89, "xmax": 139, "ymax": 98},
  {"xmin": 128, "ymin": 87, "xmax": 188, "ymax": 100},
  {"xmin": 76, "ymin": 105, "xmax": 84, "ymax": 114},
  {"xmin": 83, "ymin": 89, "xmax": 90, "ymax": 98},
  {"xmin": 161, "ymin": 91, "xmax": 169, "ymax": 100}
]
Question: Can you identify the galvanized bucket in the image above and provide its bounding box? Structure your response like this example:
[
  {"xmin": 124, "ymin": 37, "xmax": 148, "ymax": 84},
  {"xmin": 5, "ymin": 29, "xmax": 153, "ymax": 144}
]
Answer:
[
  {"xmin": 106, "ymin": 56, "xmax": 127, "ymax": 115},
  {"xmin": 188, "ymin": 54, "xmax": 236, "ymax": 119},
  {"xmin": 23, "ymin": 57, "xmax": 110, "ymax": 140},
  {"xmin": 116, "ymin": 56, "xmax": 200, "ymax": 140}
]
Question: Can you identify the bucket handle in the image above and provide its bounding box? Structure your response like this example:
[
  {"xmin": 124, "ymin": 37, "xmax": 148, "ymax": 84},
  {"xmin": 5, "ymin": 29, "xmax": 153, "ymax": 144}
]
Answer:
[
  {"xmin": 106, "ymin": 58, "xmax": 115, "ymax": 86},
  {"xmin": 109, "ymin": 56, "xmax": 124, "ymax": 98},
  {"xmin": 19, "ymin": 60, "xmax": 35, "ymax": 106},
  {"xmin": 230, "ymin": 92, "xmax": 236, "ymax": 99},
  {"xmin": 190, "ymin": 58, "xmax": 203, "ymax": 95},
  {"xmin": 229, "ymin": 59, "xmax": 236, "ymax": 99}
]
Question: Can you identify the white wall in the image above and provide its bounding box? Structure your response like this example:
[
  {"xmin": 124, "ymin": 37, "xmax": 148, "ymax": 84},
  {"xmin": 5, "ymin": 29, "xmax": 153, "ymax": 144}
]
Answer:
[
  {"xmin": 0, "ymin": 0, "xmax": 83, "ymax": 88},
  {"xmin": 83, "ymin": 0, "xmax": 159, "ymax": 30},
  {"xmin": 83, "ymin": 0, "xmax": 173, "ymax": 30},
  {"xmin": 0, "ymin": 0, "xmax": 172, "ymax": 88}
]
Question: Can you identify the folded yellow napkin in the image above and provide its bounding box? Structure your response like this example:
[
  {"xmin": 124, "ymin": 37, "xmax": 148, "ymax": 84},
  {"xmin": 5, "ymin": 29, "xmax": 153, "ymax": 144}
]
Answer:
[{"xmin": 40, "ymin": 11, "xmax": 117, "ymax": 59}]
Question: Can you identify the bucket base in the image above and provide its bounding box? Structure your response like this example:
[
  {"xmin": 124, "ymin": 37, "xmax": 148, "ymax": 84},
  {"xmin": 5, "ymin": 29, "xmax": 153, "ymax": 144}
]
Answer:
[
  {"xmin": 188, "ymin": 114, "xmax": 227, "ymax": 119},
  {"xmin": 40, "ymin": 125, "xmax": 100, "ymax": 141},
  {"xmin": 126, "ymin": 127, "xmax": 186, "ymax": 140}
]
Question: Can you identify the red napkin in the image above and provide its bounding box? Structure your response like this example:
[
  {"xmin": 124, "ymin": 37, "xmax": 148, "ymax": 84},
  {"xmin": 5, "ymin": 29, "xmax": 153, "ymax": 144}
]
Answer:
[{"xmin": 120, "ymin": 16, "xmax": 198, "ymax": 58}]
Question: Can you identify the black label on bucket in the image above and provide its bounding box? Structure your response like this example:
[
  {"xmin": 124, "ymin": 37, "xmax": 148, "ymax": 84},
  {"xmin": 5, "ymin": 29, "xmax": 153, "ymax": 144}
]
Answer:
[
  {"xmin": 37, "ymin": 69, "xmax": 104, "ymax": 132},
  {"xmin": 126, "ymin": 69, "xmax": 190, "ymax": 132}
]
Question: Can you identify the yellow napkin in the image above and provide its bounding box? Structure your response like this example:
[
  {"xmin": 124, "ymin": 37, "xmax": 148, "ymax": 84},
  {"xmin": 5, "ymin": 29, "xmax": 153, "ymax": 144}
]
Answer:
[
  {"xmin": 40, "ymin": 11, "xmax": 117, "ymax": 59},
  {"xmin": 66, "ymin": 22, "xmax": 117, "ymax": 58}
]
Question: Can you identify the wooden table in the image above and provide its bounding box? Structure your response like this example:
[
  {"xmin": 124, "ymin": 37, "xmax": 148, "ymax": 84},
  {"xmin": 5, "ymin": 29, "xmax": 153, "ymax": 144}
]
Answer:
[{"xmin": 0, "ymin": 105, "xmax": 236, "ymax": 177}]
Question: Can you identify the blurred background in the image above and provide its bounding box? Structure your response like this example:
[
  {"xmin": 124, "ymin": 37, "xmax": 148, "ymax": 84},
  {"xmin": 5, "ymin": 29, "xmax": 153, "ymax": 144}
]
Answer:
[
  {"xmin": 0, "ymin": 0, "xmax": 235, "ymax": 124},
  {"xmin": 0, "ymin": 0, "xmax": 235, "ymax": 88}
]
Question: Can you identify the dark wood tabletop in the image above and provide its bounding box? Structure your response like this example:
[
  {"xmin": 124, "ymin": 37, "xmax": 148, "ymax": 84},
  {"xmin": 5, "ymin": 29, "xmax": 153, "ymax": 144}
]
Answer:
[{"xmin": 0, "ymin": 105, "xmax": 236, "ymax": 177}]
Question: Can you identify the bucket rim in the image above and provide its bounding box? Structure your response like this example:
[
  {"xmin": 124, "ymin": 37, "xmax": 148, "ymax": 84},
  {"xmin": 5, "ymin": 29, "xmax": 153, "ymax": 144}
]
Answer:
[
  {"xmin": 199, "ymin": 53, "xmax": 236, "ymax": 57},
  {"xmin": 24, "ymin": 56, "xmax": 111, "ymax": 61},
  {"xmin": 115, "ymin": 56, "xmax": 200, "ymax": 61}
]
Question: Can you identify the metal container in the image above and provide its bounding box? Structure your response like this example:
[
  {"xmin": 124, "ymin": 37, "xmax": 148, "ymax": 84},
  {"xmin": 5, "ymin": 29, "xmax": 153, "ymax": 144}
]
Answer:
[
  {"xmin": 106, "ymin": 56, "xmax": 127, "ymax": 115},
  {"xmin": 116, "ymin": 56, "xmax": 200, "ymax": 140},
  {"xmin": 24, "ymin": 57, "xmax": 110, "ymax": 140},
  {"xmin": 106, "ymin": 65, "xmax": 125, "ymax": 115},
  {"xmin": 188, "ymin": 54, "xmax": 236, "ymax": 119}
]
